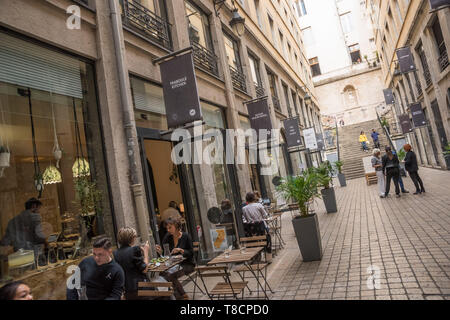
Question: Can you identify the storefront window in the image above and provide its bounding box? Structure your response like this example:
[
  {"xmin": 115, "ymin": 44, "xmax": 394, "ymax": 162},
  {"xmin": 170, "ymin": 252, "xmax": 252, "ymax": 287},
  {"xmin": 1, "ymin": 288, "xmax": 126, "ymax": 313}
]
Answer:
[{"xmin": 0, "ymin": 33, "xmax": 113, "ymax": 291}]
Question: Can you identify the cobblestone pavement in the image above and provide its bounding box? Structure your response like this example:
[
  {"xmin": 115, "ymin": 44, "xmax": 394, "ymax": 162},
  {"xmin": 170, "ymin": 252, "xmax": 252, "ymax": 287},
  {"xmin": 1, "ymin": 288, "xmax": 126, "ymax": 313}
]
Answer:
[{"xmin": 269, "ymin": 167, "xmax": 450, "ymax": 300}]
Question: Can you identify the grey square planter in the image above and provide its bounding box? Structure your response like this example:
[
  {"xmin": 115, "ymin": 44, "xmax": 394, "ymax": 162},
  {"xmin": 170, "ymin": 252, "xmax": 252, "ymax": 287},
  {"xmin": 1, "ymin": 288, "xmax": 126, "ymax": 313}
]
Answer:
[
  {"xmin": 292, "ymin": 213, "xmax": 323, "ymax": 262},
  {"xmin": 337, "ymin": 173, "xmax": 347, "ymax": 187},
  {"xmin": 321, "ymin": 187, "xmax": 337, "ymax": 213}
]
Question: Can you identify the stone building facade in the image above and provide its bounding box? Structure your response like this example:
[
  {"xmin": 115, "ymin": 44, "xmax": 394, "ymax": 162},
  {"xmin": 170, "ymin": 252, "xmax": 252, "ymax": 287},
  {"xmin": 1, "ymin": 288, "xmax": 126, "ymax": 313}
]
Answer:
[
  {"xmin": 0, "ymin": 0, "xmax": 322, "ymax": 298},
  {"xmin": 368, "ymin": 0, "xmax": 450, "ymax": 169}
]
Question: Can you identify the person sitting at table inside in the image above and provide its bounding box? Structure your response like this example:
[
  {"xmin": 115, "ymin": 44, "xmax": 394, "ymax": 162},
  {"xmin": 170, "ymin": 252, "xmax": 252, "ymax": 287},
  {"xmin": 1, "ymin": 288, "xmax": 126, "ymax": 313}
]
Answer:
[
  {"xmin": 113, "ymin": 227, "xmax": 150, "ymax": 300},
  {"xmin": 242, "ymin": 192, "xmax": 272, "ymax": 262},
  {"xmin": 156, "ymin": 218, "xmax": 194, "ymax": 300},
  {"xmin": 0, "ymin": 198, "xmax": 46, "ymax": 255}
]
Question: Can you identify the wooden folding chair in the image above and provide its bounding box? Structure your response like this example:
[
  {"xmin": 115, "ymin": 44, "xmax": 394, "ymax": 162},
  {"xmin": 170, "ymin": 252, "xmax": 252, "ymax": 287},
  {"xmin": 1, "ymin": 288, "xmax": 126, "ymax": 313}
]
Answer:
[
  {"xmin": 236, "ymin": 236, "xmax": 274, "ymax": 298},
  {"xmin": 179, "ymin": 241, "xmax": 205, "ymax": 299},
  {"xmin": 195, "ymin": 266, "xmax": 247, "ymax": 300},
  {"xmin": 137, "ymin": 282, "xmax": 174, "ymax": 299}
]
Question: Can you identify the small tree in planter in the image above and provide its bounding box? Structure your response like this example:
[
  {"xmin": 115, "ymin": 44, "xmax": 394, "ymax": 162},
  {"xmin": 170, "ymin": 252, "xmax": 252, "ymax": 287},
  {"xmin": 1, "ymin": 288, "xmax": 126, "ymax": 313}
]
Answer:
[
  {"xmin": 397, "ymin": 148, "xmax": 407, "ymax": 176},
  {"xmin": 334, "ymin": 160, "xmax": 347, "ymax": 187},
  {"xmin": 277, "ymin": 169, "xmax": 323, "ymax": 261},
  {"xmin": 0, "ymin": 146, "xmax": 11, "ymax": 178},
  {"xmin": 74, "ymin": 176, "xmax": 103, "ymax": 240},
  {"xmin": 315, "ymin": 162, "xmax": 338, "ymax": 213}
]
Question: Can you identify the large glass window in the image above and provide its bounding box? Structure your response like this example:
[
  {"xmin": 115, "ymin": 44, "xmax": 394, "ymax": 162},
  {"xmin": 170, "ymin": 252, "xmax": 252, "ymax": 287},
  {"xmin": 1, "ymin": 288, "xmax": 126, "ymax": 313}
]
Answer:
[
  {"xmin": 185, "ymin": 0, "xmax": 213, "ymax": 51},
  {"xmin": 0, "ymin": 33, "xmax": 113, "ymax": 288},
  {"xmin": 223, "ymin": 33, "xmax": 242, "ymax": 71}
]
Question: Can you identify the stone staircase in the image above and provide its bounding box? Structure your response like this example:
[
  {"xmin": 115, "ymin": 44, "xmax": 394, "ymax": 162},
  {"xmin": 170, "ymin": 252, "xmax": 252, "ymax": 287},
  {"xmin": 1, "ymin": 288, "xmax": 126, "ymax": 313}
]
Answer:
[{"xmin": 338, "ymin": 119, "xmax": 390, "ymax": 180}]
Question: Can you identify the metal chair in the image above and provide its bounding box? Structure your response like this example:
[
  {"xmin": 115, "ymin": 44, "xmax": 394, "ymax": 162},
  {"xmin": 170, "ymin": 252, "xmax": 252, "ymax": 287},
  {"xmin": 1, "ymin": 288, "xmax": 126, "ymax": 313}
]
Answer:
[{"xmin": 196, "ymin": 266, "xmax": 247, "ymax": 300}]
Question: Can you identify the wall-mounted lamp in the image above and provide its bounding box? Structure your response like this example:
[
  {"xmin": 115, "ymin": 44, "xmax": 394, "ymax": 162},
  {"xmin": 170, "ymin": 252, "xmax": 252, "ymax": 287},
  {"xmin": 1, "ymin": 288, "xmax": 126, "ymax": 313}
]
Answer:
[
  {"xmin": 215, "ymin": 0, "xmax": 246, "ymax": 37},
  {"xmin": 300, "ymin": 86, "xmax": 312, "ymax": 103}
]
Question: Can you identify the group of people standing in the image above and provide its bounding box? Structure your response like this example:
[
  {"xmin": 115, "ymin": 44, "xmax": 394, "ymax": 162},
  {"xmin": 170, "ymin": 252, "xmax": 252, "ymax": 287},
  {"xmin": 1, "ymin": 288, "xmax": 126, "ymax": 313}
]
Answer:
[
  {"xmin": 359, "ymin": 129, "xmax": 381, "ymax": 152},
  {"xmin": 372, "ymin": 144, "xmax": 425, "ymax": 198}
]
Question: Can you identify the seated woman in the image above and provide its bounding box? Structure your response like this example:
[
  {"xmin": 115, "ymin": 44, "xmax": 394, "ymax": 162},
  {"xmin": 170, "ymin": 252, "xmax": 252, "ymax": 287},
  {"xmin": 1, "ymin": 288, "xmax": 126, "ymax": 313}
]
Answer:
[
  {"xmin": 113, "ymin": 227, "xmax": 149, "ymax": 300},
  {"xmin": 0, "ymin": 281, "xmax": 33, "ymax": 300},
  {"xmin": 156, "ymin": 218, "xmax": 194, "ymax": 300}
]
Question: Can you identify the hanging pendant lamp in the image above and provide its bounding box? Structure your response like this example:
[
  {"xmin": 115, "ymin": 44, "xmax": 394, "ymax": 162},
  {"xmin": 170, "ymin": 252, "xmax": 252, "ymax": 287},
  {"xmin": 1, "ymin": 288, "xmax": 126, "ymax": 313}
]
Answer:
[
  {"xmin": 71, "ymin": 97, "xmax": 90, "ymax": 178},
  {"xmin": 43, "ymin": 165, "xmax": 62, "ymax": 184}
]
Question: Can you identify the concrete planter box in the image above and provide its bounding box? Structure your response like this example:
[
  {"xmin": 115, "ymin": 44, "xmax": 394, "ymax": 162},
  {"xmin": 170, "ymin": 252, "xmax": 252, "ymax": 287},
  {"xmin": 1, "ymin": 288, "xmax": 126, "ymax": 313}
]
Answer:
[
  {"xmin": 292, "ymin": 213, "xmax": 323, "ymax": 262},
  {"xmin": 321, "ymin": 187, "xmax": 337, "ymax": 213},
  {"xmin": 337, "ymin": 173, "xmax": 347, "ymax": 187}
]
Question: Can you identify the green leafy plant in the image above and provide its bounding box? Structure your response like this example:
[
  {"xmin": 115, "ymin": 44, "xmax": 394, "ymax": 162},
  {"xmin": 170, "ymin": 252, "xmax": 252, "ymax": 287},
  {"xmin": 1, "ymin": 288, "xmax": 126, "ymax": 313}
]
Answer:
[
  {"xmin": 381, "ymin": 117, "xmax": 389, "ymax": 128},
  {"xmin": 74, "ymin": 176, "xmax": 103, "ymax": 217},
  {"xmin": 443, "ymin": 143, "xmax": 450, "ymax": 157},
  {"xmin": 334, "ymin": 160, "xmax": 344, "ymax": 174},
  {"xmin": 315, "ymin": 162, "xmax": 333, "ymax": 189},
  {"xmin": 397, "ymin": 148, "xmax": 406, "ymax": 162},
  {"xmin": 276, "ymin": 169, "xmax": 320, "ymax": 217}
]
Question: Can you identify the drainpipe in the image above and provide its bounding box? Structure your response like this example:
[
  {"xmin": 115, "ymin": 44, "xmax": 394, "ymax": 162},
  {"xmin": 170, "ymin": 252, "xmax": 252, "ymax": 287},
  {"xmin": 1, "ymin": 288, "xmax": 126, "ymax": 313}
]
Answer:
[{"xmin": 109, "ymin": 0, "xmax": 155, "ymax": 256}]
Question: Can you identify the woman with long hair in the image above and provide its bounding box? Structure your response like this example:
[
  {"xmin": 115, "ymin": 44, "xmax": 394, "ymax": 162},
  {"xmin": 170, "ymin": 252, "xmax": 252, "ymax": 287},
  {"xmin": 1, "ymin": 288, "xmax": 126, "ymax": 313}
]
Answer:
[{"xmin": 403, "ymin": 144, "xmax": 425, "ymax": 195}]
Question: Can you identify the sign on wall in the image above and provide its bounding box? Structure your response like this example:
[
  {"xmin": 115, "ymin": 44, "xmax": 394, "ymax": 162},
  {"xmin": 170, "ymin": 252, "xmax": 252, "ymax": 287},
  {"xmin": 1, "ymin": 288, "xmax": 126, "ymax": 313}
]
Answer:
[
  {"xmin": 398, "ymin": 113, "xmax": 412, "ymax": 134},
  {"xmin": 283, "ymin": 117, "xmax": 302, "ymax": 148},
  {"xmin": 383, "ymin": 88, "xmax": 395, "ymax": 105},
  {"xmin": 429, "ymin": 0, "xmax": 450, "ymax": 10},
  {"xmin": 247, "ymin": 98, "xmax": 273, "ymax": 140},
  {"xmin": 160, "ymin": 52, "xmax": 203, "ymax": 128},
  {"xmin": 303, "ymin": 127, "xmax": 318, "ymax": 150},
  {"xmin": 409, "ymin": 103, "xmax": 427, "ymax": 128},
  {"xmin": 316, "ymin": 132, "xmax": 325, "ymax": 151},
  {"xmin": 396, "ymin": 47, "xmax": 416, "ymax": 74}
]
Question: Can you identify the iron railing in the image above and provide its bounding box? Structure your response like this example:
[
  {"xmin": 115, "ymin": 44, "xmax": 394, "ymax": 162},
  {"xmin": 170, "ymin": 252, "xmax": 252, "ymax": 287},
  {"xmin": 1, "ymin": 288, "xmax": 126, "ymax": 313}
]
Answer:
[
  {"xmin": 414, "ymin": 71, "xmax": 423, "ymax": 97},
  {"xmin": 438, "ymin": 49, "xmax": 449, "ymax": 72},
  {"xmin": 229, "ymin": 65, "xmax": 246, "ymax": 92},
  {"xmin": 272, "ymin": 95, "xmax": 281, "ymax": 111},
  {"xmin": 121, "ymin": 0, "xmax": 172, "ymax": 50},
  {"xmin": 191, "ymin": 41, "xmax": 219, "ymax": 76},
  {"xmin": 255, "ymin": 83, "xmax": 265, "ymax": 98},
  {"xmin": 418, "ymin": 50, "xmax": 432, "ymax": 87}
]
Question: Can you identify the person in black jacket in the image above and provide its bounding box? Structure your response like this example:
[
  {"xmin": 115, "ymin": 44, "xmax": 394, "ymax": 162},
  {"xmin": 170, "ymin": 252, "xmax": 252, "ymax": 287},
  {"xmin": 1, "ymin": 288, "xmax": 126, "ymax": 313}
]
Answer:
[
  {"xmin": 156, "ymin": 218, "xmax": 194, "ymax": 300},
  {"xmin": 382, "ymin": 146, "xmax": 401, "ymax": 198},
  {"xmin": 403, "ymin": 144, "xmax": 425, "ymax": 195},
  {"xmin": 113, "ymin": 227, "xmax": 149, "ymax": 300},
  {"xmin": 66, "ymin": 237, "xmax": 124, "ymax": 300}
]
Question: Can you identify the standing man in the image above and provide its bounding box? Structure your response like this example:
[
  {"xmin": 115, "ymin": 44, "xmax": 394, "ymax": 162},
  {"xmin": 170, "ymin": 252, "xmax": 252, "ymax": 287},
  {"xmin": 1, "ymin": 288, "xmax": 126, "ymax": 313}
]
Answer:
[
  {"xmin": 382, "ymin": 146, "xmax": 401, "ymax": 198},
  {"xmin": 67, "ymin": 237, "xmax": 124, "ymax": 300},
  {"xmin": 371, "ymin": 129, "xmax": 381, "ymax": 149}
]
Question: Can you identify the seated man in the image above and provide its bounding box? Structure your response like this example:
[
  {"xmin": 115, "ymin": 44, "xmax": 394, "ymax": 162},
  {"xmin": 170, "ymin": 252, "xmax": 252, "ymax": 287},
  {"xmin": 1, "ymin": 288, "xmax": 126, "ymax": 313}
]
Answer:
[
  {"xmin": 0, "ymin": 198, "xmax": 46, "ymax": 254},
  {"xmin": 67, "ymin": 237, "xmax": 124, "ymax": 300}
]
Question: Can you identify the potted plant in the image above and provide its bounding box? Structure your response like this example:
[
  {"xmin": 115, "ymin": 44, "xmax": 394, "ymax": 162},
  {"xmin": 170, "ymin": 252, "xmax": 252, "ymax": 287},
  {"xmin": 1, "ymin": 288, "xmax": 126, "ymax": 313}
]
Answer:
[
  {"xmin": 315, "ymin": 162, "xmax": 338, "ymax": 214},
  {"xmin": 396, "ymin": 148, "xmax": 407, "ymax": 177},
  {"xmin": 443, "ymin": 143, "xmax": 450, "ymax": 170},
  {"xmin": 277, "ymin": 169, "xmax": 323, "ymax": 261},
  {"xmin": 381, "ymin": 117, "xmax": 390, "ymax": 135},
  {"xmin": 334, "ymin": 160, "xmax": 346, "ymax": 187},
  {"xmin": 0, "ymin": 146, "xmax": 10, "ymax": 178},
  {"xmin": 74, "ymin": 176, "xmax": 102, "ymax": 239}
]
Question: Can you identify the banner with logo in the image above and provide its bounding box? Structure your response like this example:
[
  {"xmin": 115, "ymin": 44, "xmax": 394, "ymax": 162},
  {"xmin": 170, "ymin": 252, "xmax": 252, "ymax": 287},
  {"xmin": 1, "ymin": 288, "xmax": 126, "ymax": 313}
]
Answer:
[
  {"xmin": 429, "ymin": 0, "xmax": 450, "ymax": 10},
  {"xmin": 283, "ymin": 117, "xmax": 302, "ymax": 148},
  {"xmin": 160, "ymin": 52, "xmax": 202, "ymax": 128},
  {"xmin": 409, "ymin": 103, "xmax": 427, "ymax": 128},
  {"xmin": 247, "ymin": 98, "xmax": 273, "ymax": 140},
  {"xmin": 396, "ymin": 47, "xmax": 416, "ymax": 74},
  {"xmin": 303, "ymin": 127, "xmax": 318, "ymax": 150},
  {"xmin": 383, "ymin": 88, "xmax": 395, "ymax": 105},
  {"xmin": 399, "ymin": 113, "xmax": 412, "ymax": 134}
]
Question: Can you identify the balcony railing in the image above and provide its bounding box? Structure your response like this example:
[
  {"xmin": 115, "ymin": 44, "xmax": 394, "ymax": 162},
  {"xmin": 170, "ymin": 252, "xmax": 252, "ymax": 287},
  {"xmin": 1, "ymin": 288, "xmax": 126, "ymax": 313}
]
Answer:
[
  {"xmin": 438, "ymin": 49, "xmax": 449, "ymax": 72},
  {"xmin": 229, "ymin": 65, "xmax": 246, "ymax": 92},
  {"xmin": 121, "ymin": 0, "xmax": 172, "ymax": 50},
  {"xmin": 413, "ymin": 71, "xmax": 423, "ymax": 97},
  {"xmin": 255, "ymin": 83, "xmax": 265, "ymax": 98},
  {"xmin": 191, "ymin": 41, "xmax": 218, "ymax": 76},
  {"xmin": 272, "ymin": 95, "xmax": 281, "ymax": 111}
]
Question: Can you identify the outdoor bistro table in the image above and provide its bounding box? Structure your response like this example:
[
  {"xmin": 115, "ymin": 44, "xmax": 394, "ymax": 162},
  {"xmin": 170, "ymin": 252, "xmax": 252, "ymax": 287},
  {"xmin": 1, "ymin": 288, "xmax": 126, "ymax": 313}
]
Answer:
[
  {"xmin": 147, "ymin": 256, "xmax": 186, "ymax": 274},
  {"xmin": 207, "ymin": 247, "xmax": 270, "ymax": 299}
]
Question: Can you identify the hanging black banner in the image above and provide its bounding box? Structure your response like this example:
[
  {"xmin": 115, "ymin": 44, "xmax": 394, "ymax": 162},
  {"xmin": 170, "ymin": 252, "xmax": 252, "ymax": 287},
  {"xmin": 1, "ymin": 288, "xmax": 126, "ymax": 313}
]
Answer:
[
  {"xmin": 429, "ymin": 0, "xmax": 450, "ymax": 10},
  {"xmin": 247, "ymin": 98, "xmax": 273, "ymax": 141},
  {"xmin": 409, "ymin": 103, "xmax": 427, "ymax": 128},
  {"xmin": 160, "ymin": 52, "xmax": 202, "ymax": 128},
  {"xmin": 316, "ymin": 132, "xmax": 325, "ymax": 151},
  {"xmin": 383, "ymin": 88, "xmax": 395, "ymax": 105},
  {"xmin": 283, "ymin": 117, "xmax": 302, "ymax": 148},
  {"xmin": 398, "ymin": 113, "xmax": 412, "ymax": 134},
  {"xmin": 396, "ymin": 47, "xmax": 416, "ymax": 74}
]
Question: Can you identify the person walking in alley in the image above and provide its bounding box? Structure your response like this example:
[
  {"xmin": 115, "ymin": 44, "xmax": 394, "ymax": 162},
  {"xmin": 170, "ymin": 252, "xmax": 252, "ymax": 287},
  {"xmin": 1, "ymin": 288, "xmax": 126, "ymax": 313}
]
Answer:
[
  {"xmin": 403, "ymin": 144, "xmax": 426, "ymax": 195},
  {"xmin": 359, "ymin": 131, "xmax": 369, "ymax": 152},
  {"xmin": 371, "ymin": 148, "xmax": 385, "ymax": 198},
  {"xmin": 371, "ymin": 129, "xmax": 381, "ymax": 149},
  {"xmin": 382, "ymin": 146, "xmax": 401, "ymax": 198}
]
